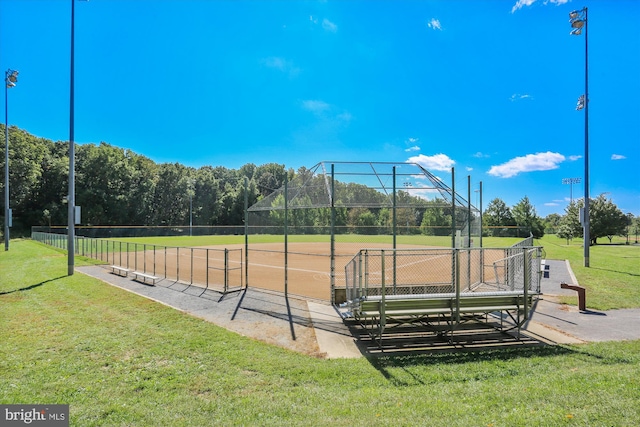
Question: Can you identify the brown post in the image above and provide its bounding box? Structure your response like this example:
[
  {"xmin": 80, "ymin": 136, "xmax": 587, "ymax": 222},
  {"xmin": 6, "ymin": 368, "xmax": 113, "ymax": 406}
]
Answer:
[{"xmin": 561, "ymin": 282, "xmax": 586, "ymax": 311}]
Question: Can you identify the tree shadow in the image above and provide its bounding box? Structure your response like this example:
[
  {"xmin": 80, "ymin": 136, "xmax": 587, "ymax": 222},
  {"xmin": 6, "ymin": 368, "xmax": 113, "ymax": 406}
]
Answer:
[
  {"xmin": 590, "ymin": 266, "xmax": 640, "ymax": 277},
  {"xmin": 0, "ymin": 277, "xmax": 65, "ymax": 295}
]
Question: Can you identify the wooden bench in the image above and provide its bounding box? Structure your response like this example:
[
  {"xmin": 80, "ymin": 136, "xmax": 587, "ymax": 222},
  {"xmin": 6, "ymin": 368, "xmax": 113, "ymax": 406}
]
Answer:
[
  {"xmin": 351, "ymin": 291, "xmax": 535, "ymax": 344},
  {"xmin": 110, "ymin": 265, "xmax": 130, "ymax": 277},
  {"xmin": 132, "ymin": 271, "xmax": 158, "ymax": 285}
]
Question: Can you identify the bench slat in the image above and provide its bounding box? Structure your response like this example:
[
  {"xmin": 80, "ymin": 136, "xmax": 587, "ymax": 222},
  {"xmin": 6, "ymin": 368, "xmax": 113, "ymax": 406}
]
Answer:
[{"xmin": 132, "ymin": 271, "xmax": 158, "ymax": 285}]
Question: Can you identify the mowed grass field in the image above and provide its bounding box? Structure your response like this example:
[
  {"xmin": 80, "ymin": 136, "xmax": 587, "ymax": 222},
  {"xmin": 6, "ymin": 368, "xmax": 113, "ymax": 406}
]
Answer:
[{"xmin": 1, "ymin": 238, "xmax": 639, "ymax": 426}]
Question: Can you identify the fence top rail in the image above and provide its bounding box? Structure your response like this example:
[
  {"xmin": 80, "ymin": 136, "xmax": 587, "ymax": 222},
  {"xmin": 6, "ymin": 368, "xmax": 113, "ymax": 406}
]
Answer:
[
  {"xmin": 362, "ymin": 290, "xmax": 538, "ymax": 302},
  {"xmin": 357, "ymin": 246, "xmax": 542, "ymax": 255}
]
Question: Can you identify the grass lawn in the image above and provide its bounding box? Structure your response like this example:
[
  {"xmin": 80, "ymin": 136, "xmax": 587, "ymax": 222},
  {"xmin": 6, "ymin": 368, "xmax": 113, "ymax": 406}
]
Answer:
[
  {"xmin": 536, "ymin": 235, "xmax": 640, "ymax": 310},
  {"xmin": 2, "ymin": 240, "xmax": 640, "ymax": 426}
]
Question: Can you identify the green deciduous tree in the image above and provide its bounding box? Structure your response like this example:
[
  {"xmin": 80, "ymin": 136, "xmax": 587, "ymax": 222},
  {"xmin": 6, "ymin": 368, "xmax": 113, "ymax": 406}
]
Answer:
[
  {"xmin": 512, "ymin": 196, "xmax": 544, "ymax": 238},
  {"xmin": 483, "ymin": 198, "xmax": 516, "ymax": 237}
]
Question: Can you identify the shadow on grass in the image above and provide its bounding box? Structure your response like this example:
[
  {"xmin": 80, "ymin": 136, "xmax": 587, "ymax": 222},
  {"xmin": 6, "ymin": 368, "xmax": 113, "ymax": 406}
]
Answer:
[
  {"xmin": 365, "ymin": 338, "xmax": 637, "ymax": 385},
  {"xmin": 367, "ymin": 345, "xmax": 572, "ymax": 386},
  {"xmin": 0, "ymin": 276, "xmax": 66, "ymax": 295},
  {"xmin": 590, "ymin": 266, "xmax": 640, "ymax": 277}
]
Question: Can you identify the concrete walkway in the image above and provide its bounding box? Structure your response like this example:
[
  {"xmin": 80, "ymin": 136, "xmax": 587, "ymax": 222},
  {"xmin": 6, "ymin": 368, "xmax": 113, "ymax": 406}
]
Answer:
[
  {"xmin": 79, "ymin": 260, "xmax": 640, "ymax": 359},
  {"xmin": 529, "ymin": 259, "xmax": 640, "ymax": 343}
]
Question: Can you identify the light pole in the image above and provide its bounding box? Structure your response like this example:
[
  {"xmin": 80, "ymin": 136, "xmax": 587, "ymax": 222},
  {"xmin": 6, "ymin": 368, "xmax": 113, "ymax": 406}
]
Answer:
[
  {"xmin": 570, "ymin": 7, "xmax": 590, "ymax": 267},
  {"xmin": 562, "ymin": 177, "xmax": 581, "ymax": 204},
  {"xmin": 4, "ymin": 69, "xmax": 18, "ymax": 251},
  {"xmin": 68, "ymin": 0, "xmax": 89, "ymax": 275},
  {"xmin": 67, "ymin": 0, "xmax": 77, "ymax": 275}
]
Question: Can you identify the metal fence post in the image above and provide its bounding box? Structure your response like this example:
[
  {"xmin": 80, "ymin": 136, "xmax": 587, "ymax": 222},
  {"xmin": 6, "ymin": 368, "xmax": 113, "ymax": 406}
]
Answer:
[{"xmin": 224, "ymin": 248, "xmax": 229, "ymax": 293}]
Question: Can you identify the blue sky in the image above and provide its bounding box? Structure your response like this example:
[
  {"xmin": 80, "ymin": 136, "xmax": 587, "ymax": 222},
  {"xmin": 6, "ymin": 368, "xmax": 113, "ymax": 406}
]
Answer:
[{"xmin": 2, "ymin": 0, "xmax": 639, "ymax": 218}]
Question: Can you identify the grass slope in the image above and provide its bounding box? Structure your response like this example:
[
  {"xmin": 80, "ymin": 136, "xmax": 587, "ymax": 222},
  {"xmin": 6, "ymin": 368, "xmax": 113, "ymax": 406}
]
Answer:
[
  {"xmin": 1, "ymin": 240, "xmax": 639, "ymax": 426},
  {"xmin": 537, "ymin": 235, "xmax": 640, "ymax": 310}
]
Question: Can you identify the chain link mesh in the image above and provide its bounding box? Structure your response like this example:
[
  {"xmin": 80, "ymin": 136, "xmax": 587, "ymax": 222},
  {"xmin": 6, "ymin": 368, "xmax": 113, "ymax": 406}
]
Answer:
[{"xmin": 344, "ymin": 246, "xmax": 541, "ymax": 302}]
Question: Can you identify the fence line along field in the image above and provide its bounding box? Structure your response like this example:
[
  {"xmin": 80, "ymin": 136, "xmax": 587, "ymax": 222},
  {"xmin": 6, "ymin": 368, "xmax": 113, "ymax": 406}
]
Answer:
[{"xmin": 33, "ymin": 232, "xmax": 537, "ymax": 302}]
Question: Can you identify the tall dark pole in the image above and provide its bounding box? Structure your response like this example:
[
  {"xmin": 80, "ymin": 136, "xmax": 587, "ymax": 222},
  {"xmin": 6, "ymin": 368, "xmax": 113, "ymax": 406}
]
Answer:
[
  {"xmin": 570, "ymin": 7, "xmax": 589, "ymax": 267},
  {"xmin": 4, "ymin": 73, "xmax": 9, "ymax": 251},
  {"xmin": 68, "ymin": 0, "xmax": 76, "ymax": 275},
  {"xmin": 4, "ymin": 70, "xmax": 18, "ymax": 251},
  {"xmin": 583, "ymin": 7, "xmax": 590, "ymax": 267}
]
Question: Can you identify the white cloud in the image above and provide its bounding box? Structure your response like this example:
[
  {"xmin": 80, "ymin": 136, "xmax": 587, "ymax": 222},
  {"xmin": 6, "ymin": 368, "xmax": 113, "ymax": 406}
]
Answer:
[
  {"xmin": 511, "ymin": 0, "xmax": 569, "ymax": 13},
  {"xmin": 511, "ymin": 0, "xmax": 536, "ymax": 13},
  {"xmin": 336, "ymin": 112, "xmax": 352, "ymax": 123},
  {"xmin": 427, "ymin": 18, "xmax": 442, "ymax": 31},
  {"xmin": 466, "ymin": 167, "xmax": 473, "ymax": 172},
  {"xmin": 473, "ymin": 151, "xmax": 489, "ymax": 158},
  {"xmin": 262, "ymin": 57, "xmax": 300, "ymax": 77},
  {"xmin": 407, "ymin": 153, "xmax": 455, "ymax": 172},
  {"xmin": 611, "ymin": 154, "xmax": 627, "ymax": 160},
  {"xmin": 510, "ymin": 93, "xmax": 533, "ymax": 101},
  {"xmin": 301, "ymin": 100, "xmax": 331, "ymax": 114},
  {"xmin": 301, "ymin": 100, "xmax": 352, "ymax": 125},
  {"xmin": 568, "ymin": 155, "xmax": 582, "ymax": 161},
  {"xmin": 487, "ymin": 152, "xmax": 565, "ymax": 178},
  {"xmin": 322, "ymin": 18, "xmax": 337, "ymax": 33},
  {"xmin": 404, "ymin": 137, "xmax": 420, "ymax": 152},
  {"xmin": 544, "ymin": 202, "xmax": 560, "ymax": 206}
]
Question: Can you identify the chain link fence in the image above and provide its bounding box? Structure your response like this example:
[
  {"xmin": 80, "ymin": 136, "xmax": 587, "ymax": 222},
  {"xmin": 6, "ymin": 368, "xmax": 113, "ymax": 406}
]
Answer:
[
  {"xmin": 32, "ymin": 231, "xmax": 243, "ymax": 295},
  {"xmin": 343, "ymin": 246, "xmax": 542, "ymax": 304}
]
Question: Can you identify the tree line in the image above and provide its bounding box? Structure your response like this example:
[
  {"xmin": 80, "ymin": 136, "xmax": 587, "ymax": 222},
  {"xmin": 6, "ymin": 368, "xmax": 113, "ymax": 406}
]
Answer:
[
  {"xmin": 2, "ymin": 125, "xmax": 637, "ymax": 243},
  {"xmin": 483, "ymin": 194, "xmax": 638, "ymax": 244},
  {"xmin": 1, "ymin": 125, "xmax": 288, "ymax": 234}
]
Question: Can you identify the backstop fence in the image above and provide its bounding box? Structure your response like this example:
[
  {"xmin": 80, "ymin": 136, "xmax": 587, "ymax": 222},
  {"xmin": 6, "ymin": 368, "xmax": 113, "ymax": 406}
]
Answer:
[{"xmin": 30, "ymin": 162, "xmax": 502, "ymax": 303}]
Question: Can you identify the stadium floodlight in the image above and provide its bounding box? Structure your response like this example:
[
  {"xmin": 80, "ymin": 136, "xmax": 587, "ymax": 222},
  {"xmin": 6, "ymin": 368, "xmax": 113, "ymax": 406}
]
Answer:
[
  {"xmin": 562, "ymin": 177, "xmax": 581, "ymax": 204},
  {"xmin": 569, "ymin": 6, "xmax": 590, "ymax": 267},
  {"xmin": 4, "ymin": 69, "xmax": 18, "ymax": 251}
]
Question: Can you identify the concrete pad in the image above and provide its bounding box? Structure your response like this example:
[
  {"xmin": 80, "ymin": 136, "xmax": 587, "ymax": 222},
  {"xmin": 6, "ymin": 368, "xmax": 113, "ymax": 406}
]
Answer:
[
  {"xmin": 522, "ymin": 320, "xmax": 585, "ymax": 345},
  {"xmin": 307, "ymin": 301, "xmax": 361, "ymax": 358}
]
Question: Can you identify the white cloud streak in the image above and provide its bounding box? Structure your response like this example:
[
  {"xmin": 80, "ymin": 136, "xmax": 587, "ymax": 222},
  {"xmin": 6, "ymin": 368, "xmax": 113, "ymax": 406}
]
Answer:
[
  {"xmin": 510, "ymin": 93, "xmax": 533, "ymax": 101},
  {"xmin": 407, "ymin": 153, "xmax": 455, "ymax": 172},
  {"xmin": 611, "ymin": 154, "xmax": 627, "ymax": 160},
  {"xmin": 322, "ymin": 18, "xmax": 337, "ymax": 33},
  {"xmin": 511, "ymin": 0, "xmax": 570, "ymax": 14},
  {"xmin": 404, "ymin": 137, "xmax": 420, "ymax": 152},
  {"xmin": 262, "ymin": 57, "xmax": 300, "ymax": 77},
  {"xmin": 488, "ymin": 152, "xmax": 565, "ymax": 178},
  {"xmin": 302, "ymin": 100, "xmax": 331, "ymax": 114},
  {"xmin": 427, "ymin": 18, "xmax": 442, "ymax": 31}
]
